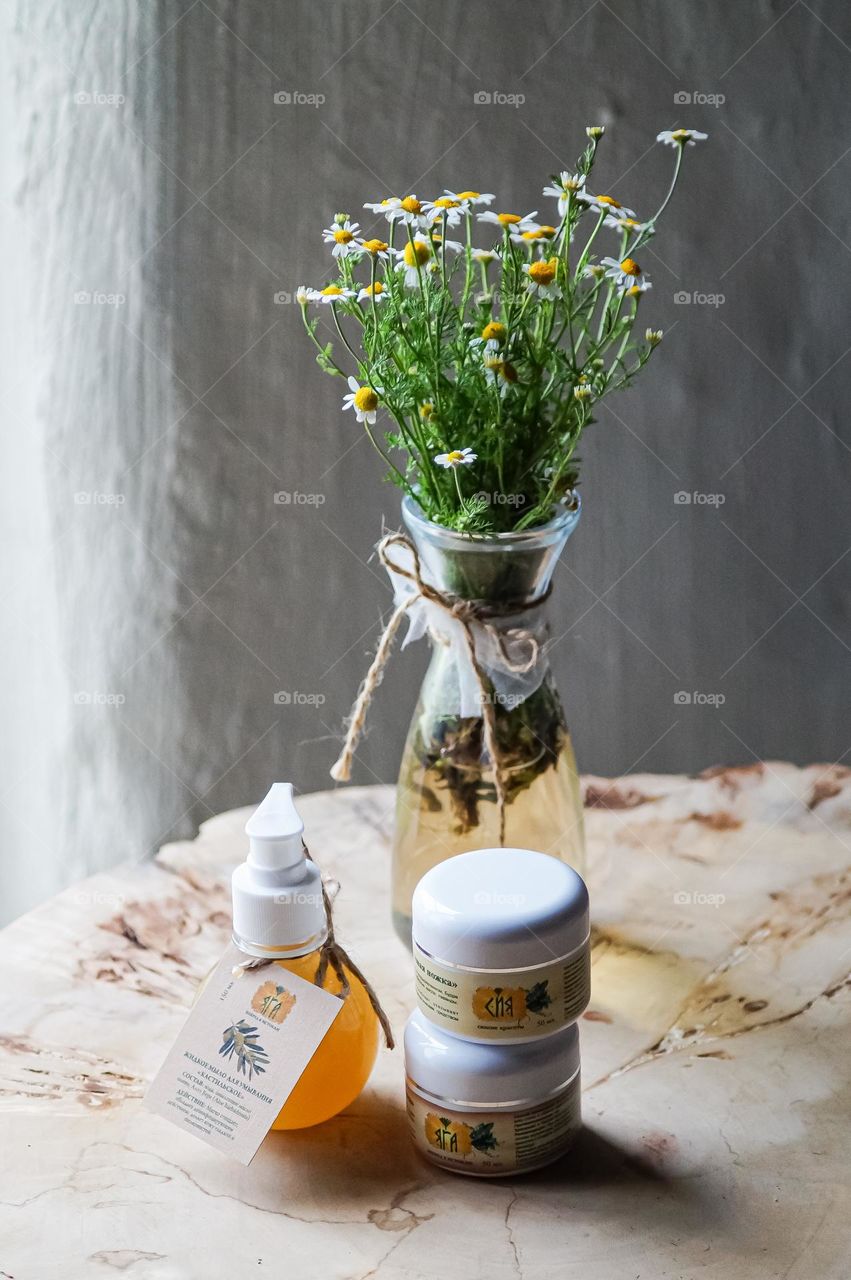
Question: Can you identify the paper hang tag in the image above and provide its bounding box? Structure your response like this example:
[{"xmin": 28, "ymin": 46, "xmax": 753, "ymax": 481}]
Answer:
[{"xmin": 144, "ymin": 944, "xmax": 343, "ymax": 1165}]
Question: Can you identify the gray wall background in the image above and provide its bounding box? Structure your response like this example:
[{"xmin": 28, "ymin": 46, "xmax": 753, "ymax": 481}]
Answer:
[{"xmin": 2, "ymin": 0, "xmax": 849, "ymax": 922}]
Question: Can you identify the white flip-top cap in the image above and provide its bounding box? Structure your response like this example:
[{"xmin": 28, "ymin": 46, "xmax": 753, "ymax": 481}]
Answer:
[
  {"xmin": 405, "ymin": 1009, "xmax": 580, "ymax": 1107},
  {"xmin": 231, "ymin": 784, "xmax": 327, "ymax": 958},
  {"xmin": 412, "ymin": 848, "xmax": 589, "ymax": 969}
]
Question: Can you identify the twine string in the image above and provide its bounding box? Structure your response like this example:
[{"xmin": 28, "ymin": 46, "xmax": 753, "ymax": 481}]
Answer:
[
  {"xmin": 329, "ymin": 531, "xmax": 551, "ymax": 845},
  {"xmin": 231, "ymin": 843, "xmax": 395, "ymax": 1050}
]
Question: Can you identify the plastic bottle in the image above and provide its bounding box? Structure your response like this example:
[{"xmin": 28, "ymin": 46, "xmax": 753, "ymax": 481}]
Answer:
[{"xmin": 230, "ymin": 783, "xmax": 379, "ymax": 1129}]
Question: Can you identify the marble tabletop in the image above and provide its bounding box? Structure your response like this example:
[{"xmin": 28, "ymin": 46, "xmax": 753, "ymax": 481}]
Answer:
[{"xmin": 1, "ymin": 766, "xmax": 851, "ymax": 1279}]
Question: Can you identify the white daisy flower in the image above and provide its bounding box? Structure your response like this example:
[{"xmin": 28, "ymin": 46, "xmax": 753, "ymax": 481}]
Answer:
[
  {"xmin": 296, "ymin": 286, "xmax": 319, "ymax": 305},
  {"xmin": 357, "ymin": 281, "xmax": 387, "ymax": 303},
  {"xmin": 523, "ymin": 258, "xmax": 560, "ymax": 300},
  {"xmin": 434, "ymin": 447, "xmax": 477, "ymax": 469},
  {"xmin": 322, "ymin": 219, "xmax": 361, "ymax": 259},
  {"xmin": 393, "ymin": 236, "xmax": 435, "ymax": 287},
  {"xmin": 510, "ymin": 223, "xmax": 558, "ymax": 246},
  {"xmin": 470, "ymin": 338, "xmax": 502, "ymax": 361},
  {"xmin": 468, "ymin": 321, "xmax": 507, "ymax": 354},
  {"xmin": 444, "ymin": 189, "xmax": 495, "ymax": 209},
  {"xmin": 357, "ymin": 237, "xmax": 391, "ymax": 261},
  {"xmin": 586, "ymin": 126, "xmax": 606, "ymax": 140},
  {"xmin": 364, "ymin": 197, "xmax": 401, "ymax": 220},
  {"xmin": 429, "ymin": 232, "xmax": 464, "ymax": 253},
  {"xmin": 483, "ymin": 355, "xmax": 518, "ymax": 396},
  {"xmin": 600, "ymin": 255, "xmax": 650, "ymax": 292},
  {"xmin": 603, "ymin": 213, "xmax": 649, "ymax": 234},
  {"xmin": 645, "ymin": 328, "xmax": 663, "ymax": 345},
  {"xmin": 387, "ymin": 195, "xmax": 429, "ymax": 227},
  {"xmin": 315, "ymin": 284, "xmax": 357, "ymax": 304},
  {"xmin": 573, "ymin": 384, "xmax": 593, "ymax": 402},
  {"xmin": 542, "ymin": 171, "xmax": 586, "ymax": 216},
  {"xmin": 577, "ymin": 192, "xmax": 636, "ymax": 219},
  {"xmin": 477, "ymin": 209, "xmax": 539, "ymax": 232},
  {"xmin": 657, "ymin": 129, "xmax": 708, "ymax": 148},
  {"xmin": 423, "ymin": 197, "xmax": 464, "ymax": 227},
  {"xmin": 342, "ymin": 376, "xmax": 383, "ymax": 425}
]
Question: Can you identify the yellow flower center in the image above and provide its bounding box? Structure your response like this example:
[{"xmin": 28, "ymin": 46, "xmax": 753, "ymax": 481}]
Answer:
[
  {"xmin": 486, "ymin": 358, "xmax": 517, "ymax": 383},
  {"xmin": 481, "ymin": 321, "xmax": 506, "ymax": 342},
  {"xmin": 354, "ymin": 387, "xmax": 378, "ymax": 412},
  {"xmin": 361, "ymin": 238, "xmax": 388, "ymax": 254},
  {"xmin": 618, "ymin": 217, "xmax": 641, "ymax": 228},
  {"xmin": 627, "ymin": 285, "xmax": 643, "ymax": 297},
  {"xmin": 595, "ymin": 195, "xmax": 622, "ymax": 208},
  {"xmin": 419, "ymin": 402, "xmax": 434, "ymax": 419},
  {"xmin": 400, "ymin": 196, "xmax": 422, "ymax": 213},
  {"xmin": 446, "ymin": 450, "xmax": 466, "ymax": 464},
  {"xmin": 333, "ymin": 229, "xmax": 354, "ymax": 244},
  {"xmin": 432, "ymin": 198, "xmax": 460, "ymax": 210},
  {"xmin": 620, "ymin": 257, "xmax": 641, "ymax": 276},
  {"xmin": 363, "ymin": 281, "xmax": 384, "ymax": 296},
  {"xmin": 321, "ymin": 285, "xmax": 345, "ymax": 296},
  {"xmin": 521, "ymin": 225, "xmax": 557, "ymax": 240},
  {"xmin": 456, "ymin": 191, "xmax": 480, "ymax": 200},
  {"xmin": 497, "ymin": 212, "xmax": 522, "ymax": 225},
  {"xmin": 403, "ymin": 240, "xmax": 431, "ymax": 267},
  {"xmin": 528, "ymin": 258, "xmax": 558, "ymax": 286},
  {"xmin": 671, "ymin": 129, "xmax": 691, "ymax": 142}
]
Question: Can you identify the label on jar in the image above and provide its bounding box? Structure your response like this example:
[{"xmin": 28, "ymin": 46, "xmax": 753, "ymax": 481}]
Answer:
[
  {"xmin": 413, "ymin": 941, "xmax": 590, "ymax": 1039},
  {"xmin": 407, "ymin": 1075, "xmax": 581, "ymax": 1176}
]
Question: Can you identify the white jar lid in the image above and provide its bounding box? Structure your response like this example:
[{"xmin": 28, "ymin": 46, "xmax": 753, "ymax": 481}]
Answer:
[
  {"xmin": 412, "ymin": 848, "xmax": 589, "ymax": 970},
  {"xmin": 405, "ymin": 1008, "xmax": 580, "ymax": 1107}
]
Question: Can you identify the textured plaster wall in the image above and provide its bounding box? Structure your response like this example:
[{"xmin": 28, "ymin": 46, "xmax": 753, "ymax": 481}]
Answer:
[{"xmin": 2, "ymin": 0, "xmax": 849, "ymax": 920}]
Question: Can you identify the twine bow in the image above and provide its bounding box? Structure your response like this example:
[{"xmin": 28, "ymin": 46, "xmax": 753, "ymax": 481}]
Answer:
[
  {"xmin": 330, "ymin": 531, "xmax": 549, "ymax": 845},
  {"xmin": 232, "ymin": 843, "xmax": 394, "ymax": 1049}
]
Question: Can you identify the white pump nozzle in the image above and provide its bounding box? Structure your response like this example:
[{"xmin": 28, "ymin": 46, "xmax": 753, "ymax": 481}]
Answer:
[
  {"xmin": 231, "ymin": 783, "xmax": 327, "ymax": 958},
  {"xmin": 244, "ymin": 782, "xmax": 304, "ymax": 871}
]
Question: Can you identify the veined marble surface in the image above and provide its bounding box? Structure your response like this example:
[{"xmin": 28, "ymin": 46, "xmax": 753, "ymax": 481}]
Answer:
[{"xmin": 1, "ymin": 766, "xmax": 850, "ymax": 1279}]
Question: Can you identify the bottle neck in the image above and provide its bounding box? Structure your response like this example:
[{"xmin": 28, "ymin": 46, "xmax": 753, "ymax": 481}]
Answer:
[{"xmin": 231, "ymin": 923, "xmax": 328, "ymax": 961}]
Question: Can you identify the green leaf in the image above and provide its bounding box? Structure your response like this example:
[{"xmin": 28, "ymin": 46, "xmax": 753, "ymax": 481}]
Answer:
[
  {"xmin": 524, "ymin": 980, "xmax": 552, "ymax": 1013},
  {"xmin": 469, "ymin": 1122, "xmax": 498, "ymax": 1152}
]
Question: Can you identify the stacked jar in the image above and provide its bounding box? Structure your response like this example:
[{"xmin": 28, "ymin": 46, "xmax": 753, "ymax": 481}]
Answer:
[{"xmin": 404, "ymin": 847, "xmax": 591, "ymax": 1177}]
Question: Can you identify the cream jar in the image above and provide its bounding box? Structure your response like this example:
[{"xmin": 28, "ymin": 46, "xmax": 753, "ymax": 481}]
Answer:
[
  {"xmin": 412, "ymin": 848, "xmax": 590, "ymax": 1042},
  {"xmin": 405, "ymin": 1009, "xmax": 581, "ymax": 1177}
]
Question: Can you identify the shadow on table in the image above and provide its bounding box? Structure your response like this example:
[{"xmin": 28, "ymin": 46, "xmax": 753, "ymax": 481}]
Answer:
[
  {"xmin": 513, "ymin": 1123, "xmax": 733, "ymax": 1235},
  {"xmin": 252, "ymin": 1085, "xmax": 428, "ymax": 1196},
  {"xmin": 254, "ymin": 1096, "xmax": 729, "ymax": 1237}
]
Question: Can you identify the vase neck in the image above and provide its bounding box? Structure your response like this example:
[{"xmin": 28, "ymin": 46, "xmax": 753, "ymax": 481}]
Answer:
[{"xmin": 402, "ymin": 502, "xmax": 578, "ymax": 607}]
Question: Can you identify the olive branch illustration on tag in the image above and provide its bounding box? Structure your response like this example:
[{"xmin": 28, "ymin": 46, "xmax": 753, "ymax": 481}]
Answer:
[{"xmin": 219, "ymin": 1021, "xmax": 271, "ymax": 1080}]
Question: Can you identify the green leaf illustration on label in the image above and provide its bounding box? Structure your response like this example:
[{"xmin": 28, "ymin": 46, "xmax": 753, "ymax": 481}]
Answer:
[
  {"xmin": 469, "ymin": 1121, "xmax": 499, "ymax": 1153},
  {"xmin": 524, "ymin": 980, "xmax": 553, "ymax": 1014},
  {"xmin": 219, "ymin": 1021, "xmax": 271, "ymax": 1080}
]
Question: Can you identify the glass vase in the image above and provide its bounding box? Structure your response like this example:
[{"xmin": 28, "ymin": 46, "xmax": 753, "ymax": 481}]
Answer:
[{"xmin": 391, "ymin": 495, "xmax": 585, "ymax": 945}]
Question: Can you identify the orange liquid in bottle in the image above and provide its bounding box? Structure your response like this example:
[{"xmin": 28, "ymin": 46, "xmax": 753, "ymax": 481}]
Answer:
[{"xmin": 270, "ymin": 951, "xmax": 379, "ymax": 1130}]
